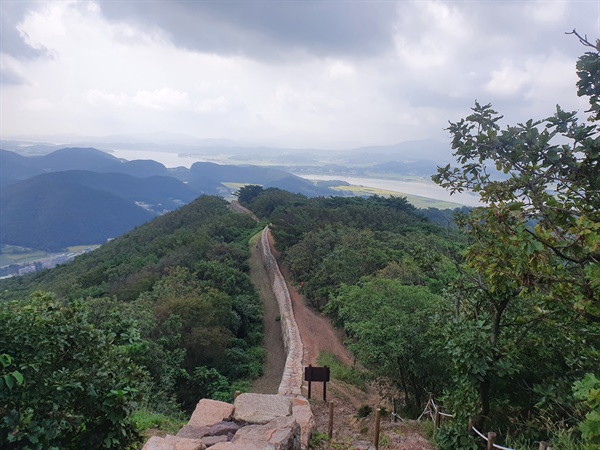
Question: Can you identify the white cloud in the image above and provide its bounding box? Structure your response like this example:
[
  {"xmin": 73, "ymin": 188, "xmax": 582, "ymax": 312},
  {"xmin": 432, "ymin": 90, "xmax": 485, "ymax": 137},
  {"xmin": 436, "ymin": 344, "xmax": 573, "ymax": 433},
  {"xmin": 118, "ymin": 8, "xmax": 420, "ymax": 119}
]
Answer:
[
  {"xmin": 133, "ymin": 88, "xmax": 190, "ymax": 110},
  {"xmin": 24, "ymin": 98, "xmax": 53, "ymax": 111},
  {"xmin": 325, "ymin": 60, "xmax": 356, "ymax": 79},
  {"xmin": 84, "ymin": 89, "xmax": 128, "ymax": 108},
  {"xmin": 1, "ymin": 0, "xmax": 598, "ymax": 148},
  {"xmin": 485, "ymin": 61, "xmax": 531, "ymax": 97},
  {"xmin": 527, "ymin": 0, "xmax": 568, "ymax": 24},
  {"xmin": 194, "ymin": 96, "xmax": 229, "ymax": 113}
]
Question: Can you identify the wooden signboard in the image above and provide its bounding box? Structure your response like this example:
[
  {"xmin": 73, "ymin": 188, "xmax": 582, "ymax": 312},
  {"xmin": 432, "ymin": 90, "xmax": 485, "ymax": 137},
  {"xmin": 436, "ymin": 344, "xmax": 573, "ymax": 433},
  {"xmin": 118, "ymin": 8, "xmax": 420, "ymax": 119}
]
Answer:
[{"xmin": 304, "ymin": 365, "xmax": 330, "ymax": 401}]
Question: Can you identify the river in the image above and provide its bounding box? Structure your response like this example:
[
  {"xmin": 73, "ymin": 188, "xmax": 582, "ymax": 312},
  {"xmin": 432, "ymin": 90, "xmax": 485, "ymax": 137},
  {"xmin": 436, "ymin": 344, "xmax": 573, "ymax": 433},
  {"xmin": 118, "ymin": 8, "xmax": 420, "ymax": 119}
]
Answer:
[{"xmin": 303, "ymin": 175, "xmax": 481, "ymax": 207}]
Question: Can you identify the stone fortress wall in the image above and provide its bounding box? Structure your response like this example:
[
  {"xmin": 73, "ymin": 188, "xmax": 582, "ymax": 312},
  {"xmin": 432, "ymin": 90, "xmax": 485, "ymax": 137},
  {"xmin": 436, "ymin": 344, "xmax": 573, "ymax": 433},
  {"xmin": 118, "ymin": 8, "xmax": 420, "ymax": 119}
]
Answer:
[{"xmin": 144, "ymin": 227, "xmax": 314, "ymax": 450}]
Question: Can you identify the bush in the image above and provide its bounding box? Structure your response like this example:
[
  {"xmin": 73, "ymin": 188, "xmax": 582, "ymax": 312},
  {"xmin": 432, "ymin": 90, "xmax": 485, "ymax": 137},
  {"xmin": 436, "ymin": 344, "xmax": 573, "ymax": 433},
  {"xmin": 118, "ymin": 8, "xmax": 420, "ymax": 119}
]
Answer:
[
  {"xmin": 357, "ymin": 405, "xmax": 372, "ymax": 418},
  {"xmin": 0, "ymin": 293, "xmax": 144, "ymax": 449}
]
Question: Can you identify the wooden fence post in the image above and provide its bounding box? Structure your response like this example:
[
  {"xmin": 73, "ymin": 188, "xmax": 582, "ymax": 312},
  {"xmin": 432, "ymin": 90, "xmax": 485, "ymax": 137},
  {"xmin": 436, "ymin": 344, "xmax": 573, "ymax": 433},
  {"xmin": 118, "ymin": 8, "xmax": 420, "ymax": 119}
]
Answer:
[
  {"xmin": 434, "ymin": 406, "xmax": 441, "ymax": 429},
  {"xmin": 328, "ymin": 401, "xmax": 334, "ymax": 439},
  {"xmin": 374, "ymin": 408, "xmax": 381, "ymax": 450},
  {"xmin": 468, "ymin": 418, "xmax": 474, "ymax": 433},
  {"xmin": 487, "ymin": 432, "xmax": 496, "ymax": 450}
]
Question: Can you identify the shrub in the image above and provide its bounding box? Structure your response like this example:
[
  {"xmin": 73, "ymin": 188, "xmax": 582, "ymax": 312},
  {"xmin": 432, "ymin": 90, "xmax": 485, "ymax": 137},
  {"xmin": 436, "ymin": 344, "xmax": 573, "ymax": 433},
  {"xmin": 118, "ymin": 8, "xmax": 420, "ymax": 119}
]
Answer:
[{"xmin": 0, "ymin": 293, "xmax": 143, "ymax": 449}]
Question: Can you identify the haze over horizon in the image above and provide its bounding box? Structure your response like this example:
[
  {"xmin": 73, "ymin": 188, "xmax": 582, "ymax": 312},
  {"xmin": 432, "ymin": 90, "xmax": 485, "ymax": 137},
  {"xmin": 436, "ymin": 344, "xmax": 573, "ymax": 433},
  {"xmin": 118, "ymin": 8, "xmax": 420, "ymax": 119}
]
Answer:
[{"xmin": 1, "ymin": 1, "xmax": 599, "ymax": 150}]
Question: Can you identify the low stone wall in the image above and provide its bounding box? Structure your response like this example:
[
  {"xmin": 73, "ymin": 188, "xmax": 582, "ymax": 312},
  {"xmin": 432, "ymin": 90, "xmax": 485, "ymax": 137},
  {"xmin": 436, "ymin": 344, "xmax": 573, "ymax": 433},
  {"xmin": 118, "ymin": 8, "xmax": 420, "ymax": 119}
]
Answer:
[
  {"xmin": 142, "ymin": 227, "xmax": 314, "ymax": 450},
  {"xmin": 260, "ymin": 227, "xmax": 305, "ymax": 397}
]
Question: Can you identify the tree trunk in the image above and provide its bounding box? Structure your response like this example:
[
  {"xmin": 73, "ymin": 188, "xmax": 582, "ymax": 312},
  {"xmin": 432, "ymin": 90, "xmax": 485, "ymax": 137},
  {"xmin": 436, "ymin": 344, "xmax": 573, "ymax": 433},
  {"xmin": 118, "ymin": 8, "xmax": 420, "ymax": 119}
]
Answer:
[
  {"xmin": 478, "ymin": 377, "xmax": 491, "ymax": 429},
  {"xmin": 398, "ymin": 362, "xmax": 410, "ymax": 410}
]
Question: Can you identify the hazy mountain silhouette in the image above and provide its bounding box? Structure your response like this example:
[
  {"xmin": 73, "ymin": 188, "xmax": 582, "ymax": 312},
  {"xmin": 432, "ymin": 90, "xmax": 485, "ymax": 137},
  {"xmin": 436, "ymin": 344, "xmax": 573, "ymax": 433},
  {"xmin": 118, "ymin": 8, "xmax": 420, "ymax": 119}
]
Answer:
[{"xmin": 0, "ymin": 174, "xmax": 156, "ymax": 251}]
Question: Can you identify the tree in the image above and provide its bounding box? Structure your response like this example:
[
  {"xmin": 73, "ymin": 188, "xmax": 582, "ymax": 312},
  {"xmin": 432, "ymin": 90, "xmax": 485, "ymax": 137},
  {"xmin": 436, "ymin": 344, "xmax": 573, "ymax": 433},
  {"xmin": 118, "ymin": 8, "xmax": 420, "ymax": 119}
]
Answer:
[
  {"xmin": 327, "ymin": 278, "xmax": 450, "ymax": 414},
  {"xmin": 433, "ymin": 40, "xmax": 599, "ymax": 322},
  {"xmin": 431, "ymin": 33, "xmax": 600, "ymax": 444},
  {"xmin": 233, "ymin": 184, "xmax": 263, "ymax": 206}
]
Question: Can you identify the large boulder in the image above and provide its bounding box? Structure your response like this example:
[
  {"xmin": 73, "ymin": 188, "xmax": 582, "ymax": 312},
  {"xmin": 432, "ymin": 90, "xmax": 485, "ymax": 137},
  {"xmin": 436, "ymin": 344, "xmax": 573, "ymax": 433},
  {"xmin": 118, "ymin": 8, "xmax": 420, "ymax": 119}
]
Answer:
[
  {"xmin": 233, "ymin": 416, "xmax": 301, "ymax": 450},
  {"xmin": 188, "ymin": 399, "xmax": 235, "ymax": 427},
  {"xmin": 210, "ymin": 416, "xmax": 300, "ymax": 450},
  {"xmin": 234, "ymin": 393, "xmax": 292, "ymax": 425}
]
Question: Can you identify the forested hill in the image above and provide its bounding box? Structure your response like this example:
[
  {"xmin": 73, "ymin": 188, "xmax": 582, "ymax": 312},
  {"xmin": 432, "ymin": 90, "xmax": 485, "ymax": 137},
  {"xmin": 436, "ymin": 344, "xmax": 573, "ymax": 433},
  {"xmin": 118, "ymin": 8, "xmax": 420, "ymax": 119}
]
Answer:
[
  {"xmin": 0, "ymin": 195, "xmax": 266, "ymax": 448},
  {"xmin": 237, "ymin": 185, "xmax": 600, "ymax": 450}
]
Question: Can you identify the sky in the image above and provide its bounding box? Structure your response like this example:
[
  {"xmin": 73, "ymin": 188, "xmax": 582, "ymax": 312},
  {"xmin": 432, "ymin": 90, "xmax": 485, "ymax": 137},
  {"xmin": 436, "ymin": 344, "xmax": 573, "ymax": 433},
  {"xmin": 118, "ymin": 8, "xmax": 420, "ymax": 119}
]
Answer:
[{"xmin": 1, "ymin": 0, "xmax": 599, "ymax": 150}]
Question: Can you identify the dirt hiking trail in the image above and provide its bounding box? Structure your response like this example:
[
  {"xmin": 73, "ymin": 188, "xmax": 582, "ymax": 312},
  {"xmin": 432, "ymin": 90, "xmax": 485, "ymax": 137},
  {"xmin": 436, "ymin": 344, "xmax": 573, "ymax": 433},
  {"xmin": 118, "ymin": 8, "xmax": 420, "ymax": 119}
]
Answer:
[{"xmin": 249, "ymin": 226, "xmax": 433, "ymax": 450}]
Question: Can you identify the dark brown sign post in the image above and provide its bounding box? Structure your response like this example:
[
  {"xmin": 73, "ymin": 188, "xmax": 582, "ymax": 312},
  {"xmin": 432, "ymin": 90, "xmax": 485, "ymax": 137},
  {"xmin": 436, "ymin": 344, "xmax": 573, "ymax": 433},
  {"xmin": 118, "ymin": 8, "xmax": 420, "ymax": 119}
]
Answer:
[{"xmin": 304, "ymin": 364, "xmax": 330, "ymax": 401}]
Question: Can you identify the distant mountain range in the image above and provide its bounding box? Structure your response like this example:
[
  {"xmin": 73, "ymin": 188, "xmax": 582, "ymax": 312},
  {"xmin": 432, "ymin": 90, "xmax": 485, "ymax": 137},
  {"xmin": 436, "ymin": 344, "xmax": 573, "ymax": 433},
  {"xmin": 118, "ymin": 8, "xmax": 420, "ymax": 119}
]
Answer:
[{"xmin": 0, "ymin": 147, "xmax": 338, "ymax": 251}]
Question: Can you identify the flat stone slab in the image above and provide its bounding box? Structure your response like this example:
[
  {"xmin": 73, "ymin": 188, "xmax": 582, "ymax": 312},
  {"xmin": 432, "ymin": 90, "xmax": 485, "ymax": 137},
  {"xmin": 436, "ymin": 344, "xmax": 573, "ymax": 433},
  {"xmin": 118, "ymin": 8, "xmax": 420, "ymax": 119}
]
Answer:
[
  {"xmin": 234, "ymin": 393, "xmax": 292, "ymax": 425},
  {"xmin": 189, "ymin": 399, "xmax": 234, "ymax": 428}
]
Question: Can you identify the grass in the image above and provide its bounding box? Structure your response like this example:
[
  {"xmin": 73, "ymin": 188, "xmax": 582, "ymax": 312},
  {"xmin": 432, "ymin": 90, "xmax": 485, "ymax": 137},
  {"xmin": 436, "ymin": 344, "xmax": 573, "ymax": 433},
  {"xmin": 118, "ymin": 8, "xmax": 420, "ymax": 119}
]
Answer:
[
  {"xmin": 316, "ymin": 352, "xmax": 368, "ymax": 389},
  {"xmin": 132, "ymin": 409, "xmax": 186, "ymax": 437},
  {"xmin": 0, "ymin": 248, "xmax": 48, "ymax": 266},
  {"xmin": 0, "ymin": 244, "xmax": 101, "ymax": 266}
]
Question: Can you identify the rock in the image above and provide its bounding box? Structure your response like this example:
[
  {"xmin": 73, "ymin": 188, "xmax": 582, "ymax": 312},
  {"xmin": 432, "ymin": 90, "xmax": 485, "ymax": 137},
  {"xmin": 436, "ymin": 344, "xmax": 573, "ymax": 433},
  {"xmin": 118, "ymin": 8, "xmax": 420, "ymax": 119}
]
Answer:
[
  {"xmin": 177, "ymin": 425, "xmax": 211, "ymax": 440},
  {"xmin": 208, "ymin": 442, "xmax": 266, "ymax": 450},
  {"xmin": 232, "ymin": 416, "xmax": 301, "ymax": 450},
  {"xmin": 142, "ymin": 435, "xmax": 207, "ymax": 450},
  {"xmin": 234, "ymin": 393, "xmax": 292, "ymax": 425},
  {"xmin": 201, "ymin": 435, "xmax": 229, "ymax": 447},
  {"xmin": 209, "ymin": 421, "xmax": 241, "ymax": 436},
  {"xmin": 291, "ymin": 397, "xmax": 314, "ymax": 449},
  {"xmin": 188, "ymin": 399, "xmax": 234, "ymax": 428},
  {"xmin": 143, "ymin": 436, "xmax": 172, "ymax": 450}
]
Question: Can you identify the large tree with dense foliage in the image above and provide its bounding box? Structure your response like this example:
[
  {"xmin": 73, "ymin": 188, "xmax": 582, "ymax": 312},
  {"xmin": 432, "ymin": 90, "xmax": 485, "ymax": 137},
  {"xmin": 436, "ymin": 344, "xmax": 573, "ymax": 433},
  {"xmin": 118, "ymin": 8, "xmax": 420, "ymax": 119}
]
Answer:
[
  {"xmin": 432, "ymin": 33, "xmax": 600, "ymax": 447},
  {"xmin": 327, "ymin": 278, "xmax": 450, "ymax": 414},
  {"xmin": 433, "ymin": 38, "xmax": 599, "ymax": 322}
]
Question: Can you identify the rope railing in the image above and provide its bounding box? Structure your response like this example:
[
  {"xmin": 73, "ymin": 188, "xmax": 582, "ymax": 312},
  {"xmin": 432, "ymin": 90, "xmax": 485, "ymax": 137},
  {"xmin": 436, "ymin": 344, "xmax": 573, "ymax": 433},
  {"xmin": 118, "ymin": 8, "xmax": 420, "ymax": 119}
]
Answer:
[
  {"xmin": 414, "ymin": 396, "xmax": 555, "ymax": 450},
  {"xmin": 470, "ymin": 423, "xmax": 513, "ymax": 450}
]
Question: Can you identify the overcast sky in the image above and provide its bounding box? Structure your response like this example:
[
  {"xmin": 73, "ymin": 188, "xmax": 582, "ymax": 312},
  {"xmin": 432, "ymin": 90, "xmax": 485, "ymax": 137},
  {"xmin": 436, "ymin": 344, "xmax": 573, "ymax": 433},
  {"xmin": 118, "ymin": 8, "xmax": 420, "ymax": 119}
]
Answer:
[{"xmin": 1, "ymin": 0, "xmax": 599, "ymax": 149}]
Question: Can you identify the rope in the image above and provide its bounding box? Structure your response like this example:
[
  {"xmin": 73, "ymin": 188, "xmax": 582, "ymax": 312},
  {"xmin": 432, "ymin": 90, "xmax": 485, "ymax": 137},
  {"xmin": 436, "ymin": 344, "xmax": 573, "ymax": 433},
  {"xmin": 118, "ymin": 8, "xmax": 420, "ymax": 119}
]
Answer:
[
  {"xmin": 471, "ymin": 426, "xmax": 487, "ymax": 440},
  {"xmin": 417, "ymin": 404, "xmax": 431, "ymax": 421},
  {"xmin": 471, "ymin": 426, "xmax": 515, "ymax": 450},
  {"xmin": 493, "ymin": 444, "xmax": 515, "ymax": 450},
  {"xmin": 390, "ymin": 412, "xmax": 406, "ymax": 423}
]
